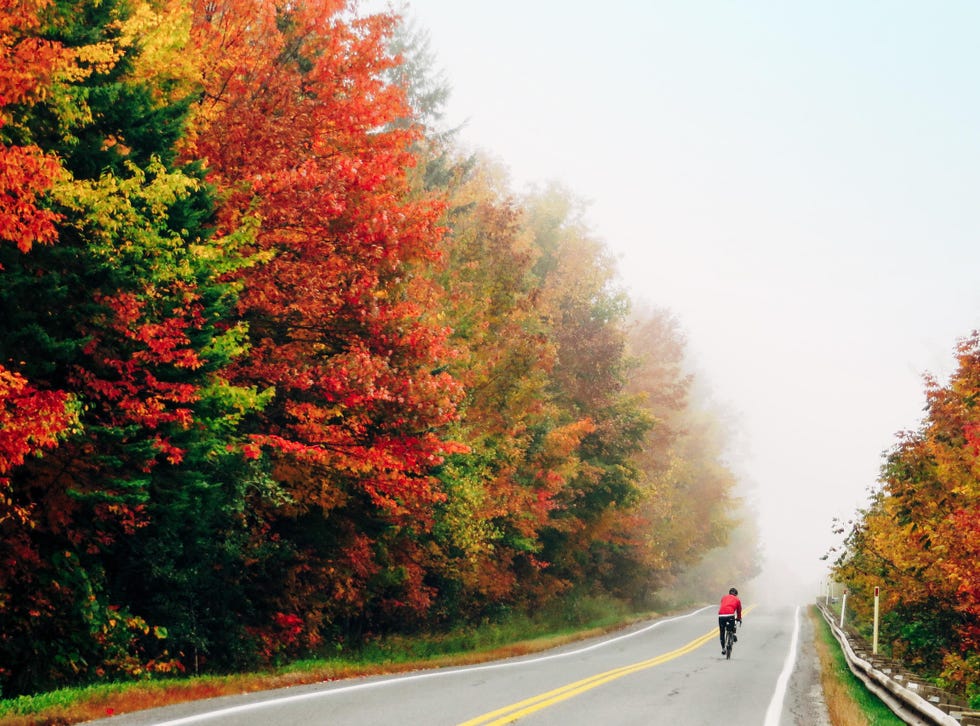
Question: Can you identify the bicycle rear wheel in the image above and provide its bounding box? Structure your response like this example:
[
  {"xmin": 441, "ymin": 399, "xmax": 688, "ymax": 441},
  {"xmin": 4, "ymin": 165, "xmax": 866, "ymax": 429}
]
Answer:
[{"xmin": 725, "ymin": 626, "xmax": 734, "ymax": 659}]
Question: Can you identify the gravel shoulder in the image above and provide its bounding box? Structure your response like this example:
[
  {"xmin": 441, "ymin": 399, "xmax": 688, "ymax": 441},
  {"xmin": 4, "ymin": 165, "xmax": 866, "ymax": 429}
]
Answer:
[{"xmin": 783, "ymin": 607, "xmax": 832, "ymax": 725}]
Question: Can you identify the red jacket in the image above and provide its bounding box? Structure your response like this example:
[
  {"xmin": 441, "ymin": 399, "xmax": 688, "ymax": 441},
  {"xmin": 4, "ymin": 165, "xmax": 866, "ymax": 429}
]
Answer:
[{"xmin": 719, "ymin": 594, "xmax": 742, "ymax": 619}]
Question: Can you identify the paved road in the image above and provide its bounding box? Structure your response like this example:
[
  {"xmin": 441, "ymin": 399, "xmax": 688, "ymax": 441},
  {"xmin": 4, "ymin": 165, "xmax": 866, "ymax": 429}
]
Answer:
[{"xmin": 91, "ymin": 604, "xmax": 829, "ymax": 726}]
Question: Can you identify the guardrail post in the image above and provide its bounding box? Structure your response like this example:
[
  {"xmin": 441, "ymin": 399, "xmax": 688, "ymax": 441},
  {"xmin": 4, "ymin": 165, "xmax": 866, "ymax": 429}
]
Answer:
[{"xmin": 873, "ymin": 586, "xmax": 880, "ymax": 655}]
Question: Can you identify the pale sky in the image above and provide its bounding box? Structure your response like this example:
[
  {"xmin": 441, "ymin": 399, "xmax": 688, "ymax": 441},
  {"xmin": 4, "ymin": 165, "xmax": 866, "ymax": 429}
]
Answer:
[{"xmin": 363, "ymin": 1, "xmax": 980, "ymax": 599}]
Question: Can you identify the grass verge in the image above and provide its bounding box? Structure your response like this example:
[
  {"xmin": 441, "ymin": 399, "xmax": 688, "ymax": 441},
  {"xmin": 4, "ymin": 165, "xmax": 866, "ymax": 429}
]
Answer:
[
  {"xmin": 0, "ymin": 599, "xmax": 658, "ymax": 726},
  {"xmin": 809, "ymin": 606, "xmax": 904, "ymax": 726}
]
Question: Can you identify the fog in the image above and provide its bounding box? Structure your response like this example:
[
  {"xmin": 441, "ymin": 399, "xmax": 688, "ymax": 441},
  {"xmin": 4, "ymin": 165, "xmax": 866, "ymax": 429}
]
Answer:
[{"xmin": 370, "ymin": 0, "xmax": 980, "ymax": 603}]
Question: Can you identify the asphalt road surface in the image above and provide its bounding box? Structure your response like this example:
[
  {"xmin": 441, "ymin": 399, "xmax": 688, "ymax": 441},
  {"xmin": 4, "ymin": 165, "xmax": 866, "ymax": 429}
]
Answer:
[{"xmin": 90, "ymin": 604, "xmax": 830, "ymax": 726}]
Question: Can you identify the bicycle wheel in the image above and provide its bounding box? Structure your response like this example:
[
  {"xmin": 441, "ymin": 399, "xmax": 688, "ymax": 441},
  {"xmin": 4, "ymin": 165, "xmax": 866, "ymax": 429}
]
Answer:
[{"xmin": 725, "ymin": 626, "xmax": 734, "ymax": 659}]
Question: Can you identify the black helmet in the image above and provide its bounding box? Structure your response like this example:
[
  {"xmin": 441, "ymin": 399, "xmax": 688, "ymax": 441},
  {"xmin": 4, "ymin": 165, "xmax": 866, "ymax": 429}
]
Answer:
[{"xmin": 729, "ymin": 587, "xmax": 738, "ymax": 596}]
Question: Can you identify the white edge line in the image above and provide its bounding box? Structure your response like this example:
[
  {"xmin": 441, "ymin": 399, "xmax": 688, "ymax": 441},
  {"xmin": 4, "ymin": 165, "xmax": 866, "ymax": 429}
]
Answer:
[
  {"xmin": 763, "ymin": 604, "xmax": 801, "ymax": 726},
  {"xmin": 148, "ymin": 605, "xmax": 715, "ymax": 725}
]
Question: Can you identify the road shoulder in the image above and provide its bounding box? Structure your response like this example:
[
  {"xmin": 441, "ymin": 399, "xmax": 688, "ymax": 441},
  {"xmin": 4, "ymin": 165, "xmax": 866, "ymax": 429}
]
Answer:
[{"xmin": 784, "ymin": 606, "xmax": 832, "ymax": 725}]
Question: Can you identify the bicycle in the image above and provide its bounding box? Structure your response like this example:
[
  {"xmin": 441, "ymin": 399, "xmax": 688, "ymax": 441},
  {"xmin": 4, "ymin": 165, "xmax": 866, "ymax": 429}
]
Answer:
[{"xmin": 723, "ymin": 618, "xmax": 740, "ymax": 659}]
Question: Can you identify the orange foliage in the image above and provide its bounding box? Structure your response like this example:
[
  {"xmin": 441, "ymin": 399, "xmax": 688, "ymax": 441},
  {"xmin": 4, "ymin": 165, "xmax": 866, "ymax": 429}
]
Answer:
[
  {"xmin": 0, "ymin": 0, "xmax": 69, "ymax": 252},
  {"xmin": 0, "ymin": 367, "xmax": 74, "ymax": 524}
]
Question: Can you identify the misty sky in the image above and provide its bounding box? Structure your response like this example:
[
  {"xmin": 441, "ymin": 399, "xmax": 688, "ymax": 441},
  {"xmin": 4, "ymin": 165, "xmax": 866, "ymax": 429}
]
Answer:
[{"xmin": 365, "ymin": 0, "xmax": 980, "ymax": 600}]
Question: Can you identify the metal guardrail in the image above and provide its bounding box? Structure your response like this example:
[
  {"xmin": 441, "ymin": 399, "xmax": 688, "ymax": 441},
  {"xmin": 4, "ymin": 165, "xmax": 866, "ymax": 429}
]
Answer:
[{"xmin": 817, "ymin": 604, "xmax": 980, "ymax": 725}]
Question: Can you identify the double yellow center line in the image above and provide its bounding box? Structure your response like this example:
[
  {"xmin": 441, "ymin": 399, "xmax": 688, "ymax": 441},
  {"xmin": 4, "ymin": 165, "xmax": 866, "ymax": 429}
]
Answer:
[{"xmin": 459, "ymin": 628, "xmax": 718, "ymax": 725}]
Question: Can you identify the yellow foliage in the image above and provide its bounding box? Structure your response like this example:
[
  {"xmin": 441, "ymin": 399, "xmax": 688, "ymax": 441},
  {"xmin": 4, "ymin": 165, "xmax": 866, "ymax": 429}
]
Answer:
[{"xmin": 120, "ymin": 0, "xmax": 198, "ymax": 103}]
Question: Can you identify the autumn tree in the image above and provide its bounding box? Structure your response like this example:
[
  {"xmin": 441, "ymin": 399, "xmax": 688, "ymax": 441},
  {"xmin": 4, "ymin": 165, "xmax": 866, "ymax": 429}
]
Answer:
[
  {"xmin": 183, "ymin": 0, "xmax": 465, "ymax": 646},
  {"xmin": 622, "ymin": 306, "xmax": 752, "ymax": 605},
  {"xmin": 507, "ymin": 184, "xmax": 653, "ymax": 602},
  {"xmin": 402, "ymin": 157, "xmax": 570, "ymax": 616},
  {"xmin": 0, "ymin": 0, "xmax": 265, "ymax": 693},
  {"xmin": 834, "ymin": 332, "xmax": 980, "ymax": 697},
  {"xmin": 0, "ymin": 0, "xmax": 77, "ymax": 528}
]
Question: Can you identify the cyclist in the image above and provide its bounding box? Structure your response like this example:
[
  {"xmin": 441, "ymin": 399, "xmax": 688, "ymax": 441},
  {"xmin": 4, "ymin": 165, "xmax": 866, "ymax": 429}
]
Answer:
[{"xmin": 718, "ymin": 587, "xmax": 742, "ymax": 654}]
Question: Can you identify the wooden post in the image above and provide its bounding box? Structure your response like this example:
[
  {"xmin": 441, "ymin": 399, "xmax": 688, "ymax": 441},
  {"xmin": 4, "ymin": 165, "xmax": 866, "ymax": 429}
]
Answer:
[{"xmin": 872, "ymin": 586, "xmax": 880, "ymax": 655}]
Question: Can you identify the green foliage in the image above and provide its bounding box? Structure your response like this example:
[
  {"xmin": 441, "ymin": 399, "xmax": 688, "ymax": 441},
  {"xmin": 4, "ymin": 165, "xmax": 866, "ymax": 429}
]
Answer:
[{"xmin": 885, "ymin": 602, "xmax": 964, "ymax": 672}]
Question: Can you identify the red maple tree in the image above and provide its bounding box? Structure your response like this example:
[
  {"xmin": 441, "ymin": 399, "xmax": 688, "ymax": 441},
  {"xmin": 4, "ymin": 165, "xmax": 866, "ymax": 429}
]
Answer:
[{"xmin": 184, "ymin": 0, "xmax": 464, "ymax": 636}]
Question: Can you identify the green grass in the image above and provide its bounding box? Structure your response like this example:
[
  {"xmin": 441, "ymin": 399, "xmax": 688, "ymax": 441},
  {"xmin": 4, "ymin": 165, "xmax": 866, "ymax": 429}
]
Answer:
[
  {"xmin": 813, "ymin": 608, "xmax": 905, "ymax": 725},
  {"xmin": 0, "ymin": 681, "xmax": 134, "ymax": 720}
]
